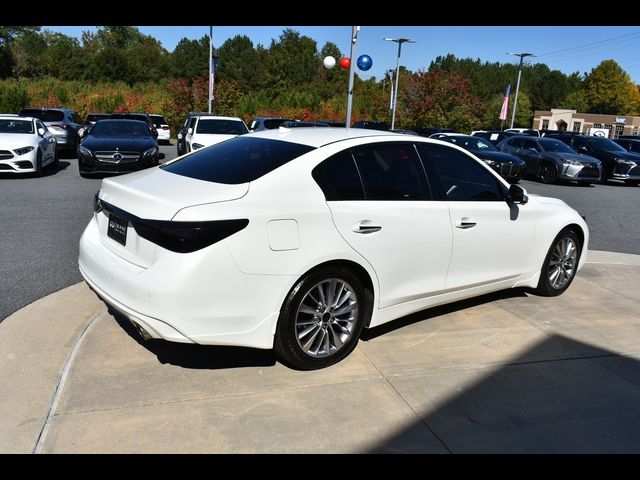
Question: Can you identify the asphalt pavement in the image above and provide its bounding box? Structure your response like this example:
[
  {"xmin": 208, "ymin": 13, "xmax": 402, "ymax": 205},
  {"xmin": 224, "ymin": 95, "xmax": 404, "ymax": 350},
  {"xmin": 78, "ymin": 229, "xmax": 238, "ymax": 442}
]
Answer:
[{"xmin": 0, "ymin": 144, "xmax": 177, "ymax": 322}]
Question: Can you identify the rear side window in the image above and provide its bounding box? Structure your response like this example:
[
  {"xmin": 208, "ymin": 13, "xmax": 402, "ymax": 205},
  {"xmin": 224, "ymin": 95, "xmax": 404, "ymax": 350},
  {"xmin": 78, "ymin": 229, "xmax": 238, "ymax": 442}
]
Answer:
[
  {"xmin": 162, "ymin": 136, "xmax": 315, "ymax": 184},
  {"xmin": 150, "ymin": 115, "xmax": 167, "ymax": 127},
  {"xmin": 418, "ymin": 143, "xmax": 505, "ymax": 201},
  {"xmin": 19, "ymin": 109, "xmax": 64, "ymax": 122},
  {"xmin": 352, "ymin": 143, "xmax": 431, "ymax": 200},
  {"xmin": 312, "ymin": 150, "xmax": 365, "ymax": 200},
  {"xmin": 264, "ymin": 119, "xmax": 291, "ymax": 129}
]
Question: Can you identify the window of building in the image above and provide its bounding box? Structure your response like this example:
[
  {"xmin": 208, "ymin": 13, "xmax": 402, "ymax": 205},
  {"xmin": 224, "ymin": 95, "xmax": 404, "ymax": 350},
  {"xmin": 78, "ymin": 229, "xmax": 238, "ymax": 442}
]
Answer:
[
  {"xmin": 352, "ymin": 143, "xmax": 432, "ymax": 200},
  {"xmin": 417, "ymin": 144, "xmax": 506, "ymax": 202},
  {"xmin": 604, "ymin": 124, "xmax": 613, "ymax": 138},
  {"xmin": 542, "ymin": 119, "xmax": 549, "ymax": 130},
  {"xmin": 614, "ymin": 125, "xmax": 624, "ymax": 139},
  {"xmin": 594, "ymin": 123, "xmax": 602, "ymax": 129},
  {"xmin": 573, "ymin": 122, "xmax": 581, "ymax": 133}
]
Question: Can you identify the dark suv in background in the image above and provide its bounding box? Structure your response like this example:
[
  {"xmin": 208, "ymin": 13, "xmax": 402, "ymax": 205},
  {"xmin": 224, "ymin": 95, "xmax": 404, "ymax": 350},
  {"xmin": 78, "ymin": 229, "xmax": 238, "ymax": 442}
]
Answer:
[
  {"xmin": 248, "ymin": 117, "xmax": 299, "ymax": 132},
  {"xmin": 549, "ymin": 134, "xmax": 640, "ymax": 185},
  {"xmin": 19, "ymin": 107, "xmax": 85, "ymax": 156}
]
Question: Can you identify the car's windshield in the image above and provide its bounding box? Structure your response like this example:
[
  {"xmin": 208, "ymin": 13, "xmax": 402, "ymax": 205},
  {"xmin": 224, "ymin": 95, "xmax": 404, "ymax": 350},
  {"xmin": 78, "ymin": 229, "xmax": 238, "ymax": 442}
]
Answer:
[
  {"xmin": 0, "ymin": 119, "xmax": 34, "ymax": 134},
  {"xmin": 445, "ymin": 136, "xmax": 498, "ymax": 151},
  {"xmin": 90, "ymin": 120, "xmax": 151, "ymax": 137},
  {"xmin": 19, "ymin": 109, "xmax": 64, "ymax": 122},
  {"xmin": 586, "ymin": 137, "xmax": 627, "ymax": 152},
  {"xmin": 539, "ymin": 139, "xmax": 575, "ymax": 153},
  {"xmin": 196, "ymin": 119, "xmax": 248, "ymax": 135},
  {"xmin": 86, "ymin": 114, "xmax": 109, "ymax": 122}
]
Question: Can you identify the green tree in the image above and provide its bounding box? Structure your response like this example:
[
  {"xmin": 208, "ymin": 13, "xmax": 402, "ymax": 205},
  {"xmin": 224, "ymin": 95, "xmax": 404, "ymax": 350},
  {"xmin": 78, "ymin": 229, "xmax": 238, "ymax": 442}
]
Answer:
[
  {"xmin": 9, "ymin": 30, "xmax": 47, "ymax": 77},
  {"xmin": 216, "ymin": 35, "xmax": 263, "ymax": 92},
  {"xmin": 85, "ymin": 47, "xmax": 129, "ymax": 82},
  {"xmin": 482, "ymin": 91, "xmax": 533, "ymax": 130},
  {"xmin": 0, "ymin": 26, "xmax": 40, "ymax": 77},
  {"xmin": 264, "ymin": 29, "xmax": 319, "ymax": 91},
  {"xmin": 171, "ymin": 36, "xmax": 209, "ymax": 80},
  {"xmin": 583, "ymin": 60, "xmax": 640, "ymax": 114},
  {"xmin": 559, "ymin": 90, "xmax": 589, "ymax": 112}
]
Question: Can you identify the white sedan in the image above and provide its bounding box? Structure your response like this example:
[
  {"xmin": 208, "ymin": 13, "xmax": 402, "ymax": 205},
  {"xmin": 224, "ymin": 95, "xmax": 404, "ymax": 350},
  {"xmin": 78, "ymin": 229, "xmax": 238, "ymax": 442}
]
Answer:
[
  {"xmin": 185, "ymin": 115, "xmax": 248, "ymax": 152},
  {"xmin": 79, "ymin": 128, "xmax": 588, "ymax": 370},
  {"xmin": 0, "ymin": 116, "xmax": 57, "ymax": 176}
]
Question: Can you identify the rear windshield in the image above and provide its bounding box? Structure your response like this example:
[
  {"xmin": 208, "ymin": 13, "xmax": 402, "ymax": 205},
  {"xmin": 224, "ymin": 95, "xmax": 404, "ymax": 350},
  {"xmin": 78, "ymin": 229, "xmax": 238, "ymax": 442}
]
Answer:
[
  {"xmin": 90, "ymin": 120, "xmax": 151, "ymax": 137},
  {"xmin": 196, "ymin": 119, "xmax": 248, "ymax": 135},
  {"xmin": 19, "ymin": 109, "xmax": 64, "ymax": 122},
  {"xmin": 149, "ymin": 115, "xmax": 167, "ymax": 127},
  {"xmin": 162, "ymin": 136, "xmax": 315, "ymax": 184},
  {"xmin": 0, "ymin": 119, "xmax": 34, "ymax": 134}
]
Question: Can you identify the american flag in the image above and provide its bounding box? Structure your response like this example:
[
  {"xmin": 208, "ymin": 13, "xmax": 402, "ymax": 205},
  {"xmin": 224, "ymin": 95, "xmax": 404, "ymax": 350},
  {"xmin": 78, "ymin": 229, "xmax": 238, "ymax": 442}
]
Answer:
[{"xmin": 499, "ymin": 83, "xmax": 511, "ymax": 121}]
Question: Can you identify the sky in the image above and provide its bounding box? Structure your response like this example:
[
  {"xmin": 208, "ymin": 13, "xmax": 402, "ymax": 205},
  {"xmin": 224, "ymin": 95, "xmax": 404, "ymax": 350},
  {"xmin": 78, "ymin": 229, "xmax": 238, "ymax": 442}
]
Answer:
[{"xmin": 46, "ymin": 26, "xmax": 640, "ymax": 83}]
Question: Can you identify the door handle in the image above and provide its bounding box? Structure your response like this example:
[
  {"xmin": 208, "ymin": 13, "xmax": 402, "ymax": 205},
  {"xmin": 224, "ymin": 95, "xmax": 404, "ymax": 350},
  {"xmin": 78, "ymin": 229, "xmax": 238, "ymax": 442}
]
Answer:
[
  {"xmin": 352, "ymin": 221, "xmax": 382, "ymax": 234},
  {"xmin": 455, "ymin": 217, "xmax": 477, "ymax": 229}
]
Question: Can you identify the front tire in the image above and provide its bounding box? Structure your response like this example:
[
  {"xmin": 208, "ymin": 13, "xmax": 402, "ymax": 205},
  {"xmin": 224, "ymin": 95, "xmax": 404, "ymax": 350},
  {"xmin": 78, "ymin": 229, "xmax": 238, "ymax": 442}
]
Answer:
[
  {"xmin": 535, "ymin": 228, "xmax": 582, "ymax": 297},
  {"xmin": 34, "ymin": 150, "xmax": 43, "ymax": 177},
  {"xmin": 274, "ymin": 266, "xmax": 368, "ymax": 370},
  {"xmin": 539, "ymin": 163, "xmax": 557, "ymax": 184}
]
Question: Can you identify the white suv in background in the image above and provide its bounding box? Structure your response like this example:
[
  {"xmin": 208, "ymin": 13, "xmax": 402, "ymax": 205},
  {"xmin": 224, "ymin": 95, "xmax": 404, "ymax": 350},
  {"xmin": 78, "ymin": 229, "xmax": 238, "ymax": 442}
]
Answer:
[
  {"xmin": 149, "ymin": 114, "xmax": 171, "ymax": 145},
  {"xmin": 185, "ymin": 115, "xmax": 249, "ymax": 152}
]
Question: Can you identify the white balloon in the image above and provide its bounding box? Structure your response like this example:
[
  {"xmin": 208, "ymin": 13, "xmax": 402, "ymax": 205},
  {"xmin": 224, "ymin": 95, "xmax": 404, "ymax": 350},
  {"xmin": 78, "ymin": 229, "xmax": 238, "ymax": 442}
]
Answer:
[{"xmin": 323, "ymin": 56, "xmax": 336, "ymax": 69}]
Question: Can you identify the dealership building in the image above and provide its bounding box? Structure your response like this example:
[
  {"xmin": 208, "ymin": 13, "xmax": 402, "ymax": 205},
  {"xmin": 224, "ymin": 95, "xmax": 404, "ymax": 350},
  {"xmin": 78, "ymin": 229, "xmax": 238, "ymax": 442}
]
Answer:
[{"xmin": 532, "ymin": 109, "xmax": 640, "ymax": 138}]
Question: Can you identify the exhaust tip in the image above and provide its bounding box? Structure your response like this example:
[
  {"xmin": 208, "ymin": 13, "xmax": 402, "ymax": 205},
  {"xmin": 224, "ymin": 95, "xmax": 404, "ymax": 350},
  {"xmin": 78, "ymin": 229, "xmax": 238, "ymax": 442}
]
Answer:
[{"xmin": 132, "ymin": 321, "xmax": 153, "ymax": 341}]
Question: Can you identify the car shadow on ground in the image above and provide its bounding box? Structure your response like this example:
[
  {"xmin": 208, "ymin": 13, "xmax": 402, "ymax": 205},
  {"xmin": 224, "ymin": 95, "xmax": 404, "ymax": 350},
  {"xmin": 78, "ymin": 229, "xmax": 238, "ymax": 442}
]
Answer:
[
  {"xmin": 365, "ymin": 334, "xmax": 640, "ymax": 453},
  {"xmin": 108, "ymin": 306, "xmax": 277, "ymax": 370},
  {"xmin": 361, "ymin": 287, "xmax": 529, "ymax": 341}
]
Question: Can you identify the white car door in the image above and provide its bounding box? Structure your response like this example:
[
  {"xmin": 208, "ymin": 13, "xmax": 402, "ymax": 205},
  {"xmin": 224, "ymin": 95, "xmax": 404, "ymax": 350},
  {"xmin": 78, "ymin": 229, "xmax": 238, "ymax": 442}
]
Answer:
[
  {"xmin": 417, "ymin": 143, "xmax": 536, "ymax": 290},
  {"xmin": 315, "ymin": 143, "xmax": 452, "ymax": 309}
]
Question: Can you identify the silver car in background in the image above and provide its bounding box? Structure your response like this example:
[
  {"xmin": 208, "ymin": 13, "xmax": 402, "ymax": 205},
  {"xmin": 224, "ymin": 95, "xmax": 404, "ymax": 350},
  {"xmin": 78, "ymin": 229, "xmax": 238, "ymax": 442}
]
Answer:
[{"xmin": 18, "ymin": 108, "xmax": 85, "ymax": 156}]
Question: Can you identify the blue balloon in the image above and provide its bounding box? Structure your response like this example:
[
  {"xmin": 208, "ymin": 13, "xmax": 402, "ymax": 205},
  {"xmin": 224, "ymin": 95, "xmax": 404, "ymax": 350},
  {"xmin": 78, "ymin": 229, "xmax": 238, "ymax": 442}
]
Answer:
[{"xmin": 356, "ymin": 54, "xmax": 373, "ymax": 71}]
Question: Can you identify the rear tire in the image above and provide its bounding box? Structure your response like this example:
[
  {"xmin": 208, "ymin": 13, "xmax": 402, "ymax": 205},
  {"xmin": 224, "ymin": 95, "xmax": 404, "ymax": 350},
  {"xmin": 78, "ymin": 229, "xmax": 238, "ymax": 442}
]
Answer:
[
  {"xmin": 274, "ymin": 266, "xmax": 368, "ymax": 370},
  {"xmin": 534, "ymin": 228, "xmax": 582, "ymax": 297}
]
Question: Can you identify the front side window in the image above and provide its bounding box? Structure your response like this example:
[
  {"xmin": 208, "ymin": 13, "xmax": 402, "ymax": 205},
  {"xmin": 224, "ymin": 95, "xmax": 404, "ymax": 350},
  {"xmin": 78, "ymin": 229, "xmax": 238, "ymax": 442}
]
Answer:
[
  {"xmin": 417, "ymin": 143, "xmax": 505, "ymax": 202},
  {"xmin": 352, "ymin": 143, "xmax": 431, "ymax": 200},
  {"xmin": 522, "ymin": 139, "xmax": 539, "ymax": 152},
  {"xmin": 312, "ymin": 150, "xmax": 365, "ymax": 201}
]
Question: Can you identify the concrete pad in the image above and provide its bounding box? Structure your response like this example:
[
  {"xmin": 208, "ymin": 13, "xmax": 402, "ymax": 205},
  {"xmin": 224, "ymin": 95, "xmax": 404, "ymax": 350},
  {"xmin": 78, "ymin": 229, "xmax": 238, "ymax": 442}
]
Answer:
[
  {"xmin": 56, "ymin": 310, "xmax": 381, "ymax": 415},
  {"xmin": 42, "ymin": 378, "xmax": 447, "ymax": 453},
  {"xmin": 383, "ymin": 341, "xmax": 640, "ymax": 453},
  {"xmin": 359, "ymin": 298, "xmax": 584, "ymax": 377},
  {"xmin": 0, "ymin": 282, "xmax": 104, "ymax": 453},
  {"xmin": 500, "ymin": 265, "xmax": 640, "ymax": 357}
]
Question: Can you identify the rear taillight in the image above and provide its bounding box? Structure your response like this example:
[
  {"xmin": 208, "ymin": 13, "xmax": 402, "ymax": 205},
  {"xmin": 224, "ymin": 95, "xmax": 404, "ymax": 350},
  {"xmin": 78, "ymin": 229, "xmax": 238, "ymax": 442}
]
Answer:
[{"xmin": 102, "ymin": 201, "xmax": 248, "ymax": 253}]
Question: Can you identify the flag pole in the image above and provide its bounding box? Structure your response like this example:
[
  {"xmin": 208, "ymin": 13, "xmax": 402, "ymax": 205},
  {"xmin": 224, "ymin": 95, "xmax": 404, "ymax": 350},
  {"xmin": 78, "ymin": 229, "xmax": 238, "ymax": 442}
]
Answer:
[{"xmin": 208, "ymin": 26, "xmax": 213, "ymax": 114}]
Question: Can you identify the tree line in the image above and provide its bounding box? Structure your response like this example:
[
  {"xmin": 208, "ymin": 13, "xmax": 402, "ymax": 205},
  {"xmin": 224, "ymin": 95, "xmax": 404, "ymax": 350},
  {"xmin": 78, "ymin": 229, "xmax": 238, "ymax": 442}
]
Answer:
[{"xmin": 1, "ymin": 26, "xmax": 639, "ymax": 132}]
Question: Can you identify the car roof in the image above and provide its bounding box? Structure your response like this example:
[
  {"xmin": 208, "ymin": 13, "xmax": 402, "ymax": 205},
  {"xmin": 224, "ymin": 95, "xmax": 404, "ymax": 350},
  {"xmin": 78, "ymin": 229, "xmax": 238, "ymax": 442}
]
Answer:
[
  {"xmin": 247, "ymin": 126, "xmax": 407, "ymax": 147},
  {"xmin": 21, "ymin": 107, "xmax": 73, "ymax": 113},
  {"xmin": 195, "ymin": 115, "xmax": 244, "ymax": 121}
]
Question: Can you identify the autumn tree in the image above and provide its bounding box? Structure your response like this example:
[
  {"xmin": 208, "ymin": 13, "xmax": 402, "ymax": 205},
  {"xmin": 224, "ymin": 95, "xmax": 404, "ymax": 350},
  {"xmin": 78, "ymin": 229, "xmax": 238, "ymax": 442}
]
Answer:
[
  {"xmin": 583, "ymin": 60, "xmax": 640, "ymax": 115},
  {"xmin": 404, "ymin": 67, "xmax": 484, "ymax": 132}
]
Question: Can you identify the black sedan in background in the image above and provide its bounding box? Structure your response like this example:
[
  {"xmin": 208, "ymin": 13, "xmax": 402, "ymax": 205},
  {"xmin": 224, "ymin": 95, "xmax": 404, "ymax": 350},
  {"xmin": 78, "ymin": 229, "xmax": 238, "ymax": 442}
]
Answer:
[
  {"xmin": 549, "ymin": 134, "xmax": 640, "ymax": 185},
  {"xmin": 432, "ymin": 134, "xmax": 526, "ymax": 182},
  {"xmin": 497, "ymin": 136, "xmax": 602, "ymax": 185},
  {"xmin": 78, "ymin": 120, "xmax": 159, "ymax": 177}
]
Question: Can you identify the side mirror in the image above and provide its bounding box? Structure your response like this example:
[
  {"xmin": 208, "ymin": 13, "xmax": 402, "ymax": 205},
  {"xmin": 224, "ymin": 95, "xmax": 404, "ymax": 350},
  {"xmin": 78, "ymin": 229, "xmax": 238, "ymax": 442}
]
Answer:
[
  {"xmin": 187, "ymin": 127, "xmax": 193, "ymax": 135},
  {"xmin": 37, "ymin": 127, "xmax": 46, "ymax": 137},
  {"xmin": 507, "ymin": 184, "xmax": 528, "ymax": 205}
]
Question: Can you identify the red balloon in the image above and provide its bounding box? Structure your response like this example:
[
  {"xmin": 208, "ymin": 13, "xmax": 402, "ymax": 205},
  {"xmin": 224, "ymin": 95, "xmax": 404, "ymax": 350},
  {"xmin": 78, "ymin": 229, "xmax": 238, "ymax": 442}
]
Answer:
[{"xmin": 339, "ymin": 57, "xmax": 351, "ymax": 71}]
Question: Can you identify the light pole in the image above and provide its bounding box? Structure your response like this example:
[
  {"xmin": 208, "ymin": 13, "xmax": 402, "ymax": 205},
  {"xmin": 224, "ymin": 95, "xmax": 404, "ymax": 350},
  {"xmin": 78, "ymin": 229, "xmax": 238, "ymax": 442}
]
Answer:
[
  {"xmin": 384, "ymin": 37, "xmax": 415, "ymax": 130},
  {"xmin": 208, "ymin": 26, "xmax": 214, "ymax": 114},
  {"xmin": 507, "ymin": 52, "xmax": 535, "ymax": 129}
]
